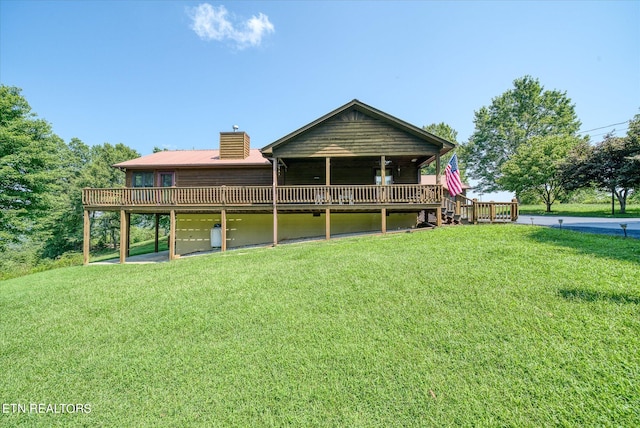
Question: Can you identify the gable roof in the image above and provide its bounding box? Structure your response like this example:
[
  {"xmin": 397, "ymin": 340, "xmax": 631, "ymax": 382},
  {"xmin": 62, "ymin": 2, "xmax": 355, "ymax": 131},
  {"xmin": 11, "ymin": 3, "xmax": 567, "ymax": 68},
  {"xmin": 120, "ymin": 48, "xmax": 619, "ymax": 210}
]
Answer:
[
  {"xmin": 113, "ymin": 149, "xmax": 271, "ymax": 169},
  {"xmin": 261, "ymin": 99, "xmax": 456, "ymax": 157}
]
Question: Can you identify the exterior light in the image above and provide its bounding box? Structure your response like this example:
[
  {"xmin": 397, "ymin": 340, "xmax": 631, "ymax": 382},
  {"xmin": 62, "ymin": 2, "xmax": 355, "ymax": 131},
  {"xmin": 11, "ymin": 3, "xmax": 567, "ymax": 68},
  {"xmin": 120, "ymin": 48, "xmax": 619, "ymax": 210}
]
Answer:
[
  {"xmin": 558, "ymin": 219, "xmax": 563, "ymax": 229},
  {"xmin": 620, "ymin": 223, "xmax": 628, "ymax": 238},
  {"xmin": 530, "ymin": 217, "xmax": 534, "ymax": 225}
]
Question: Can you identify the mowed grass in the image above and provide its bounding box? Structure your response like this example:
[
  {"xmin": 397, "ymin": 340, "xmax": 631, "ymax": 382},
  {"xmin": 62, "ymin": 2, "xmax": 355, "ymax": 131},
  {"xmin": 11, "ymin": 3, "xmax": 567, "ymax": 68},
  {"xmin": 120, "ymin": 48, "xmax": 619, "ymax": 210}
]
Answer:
[
  {"xmin": 1, "ymin": 225, "xmax": 638, "ymax": 426},
  {"xmin": 519, "ymin": 203, "xmax": 640, "ymax": 217}
]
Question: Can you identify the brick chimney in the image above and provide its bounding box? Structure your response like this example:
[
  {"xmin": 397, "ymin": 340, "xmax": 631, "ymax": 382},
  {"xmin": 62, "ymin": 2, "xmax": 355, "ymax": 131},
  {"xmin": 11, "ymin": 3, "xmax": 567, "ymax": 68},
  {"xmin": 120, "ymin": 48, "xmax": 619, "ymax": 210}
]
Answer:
[{"xmin": 219, "ymin": 131, "xmax": 250, "ymax": 159}]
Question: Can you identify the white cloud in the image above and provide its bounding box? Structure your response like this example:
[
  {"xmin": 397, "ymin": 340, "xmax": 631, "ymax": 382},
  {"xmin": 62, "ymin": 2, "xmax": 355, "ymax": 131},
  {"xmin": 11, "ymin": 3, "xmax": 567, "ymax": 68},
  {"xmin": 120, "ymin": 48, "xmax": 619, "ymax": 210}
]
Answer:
[{"xmin": 189, "ymin": 4, "xmax": 274, "ymax": 49}]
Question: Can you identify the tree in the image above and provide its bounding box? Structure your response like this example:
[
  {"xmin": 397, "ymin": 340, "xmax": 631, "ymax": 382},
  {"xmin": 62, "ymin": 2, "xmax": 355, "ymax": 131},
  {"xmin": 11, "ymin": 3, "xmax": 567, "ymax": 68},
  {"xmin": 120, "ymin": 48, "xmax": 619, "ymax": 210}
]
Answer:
[
  {"xmin": 500, "ymin": 135, "xmax": 582, "ymax": 212},
  {"xmin": 421, "ymin": 122, "xmax": 467, "ymax": 182},
  {"xmin": 463, "ymin": 76, "xmax": 581, "ymax": 194},
  {"xmin": 0, "ymin": 85, "xmax": 67, "ymax": 251},
  {"xmin": 561, "ymin": 115, "xmax": 640, "ymax": 214},
  {"xmin": 77, "ymin": 143, "xmax": 139, "ymax": 248}
]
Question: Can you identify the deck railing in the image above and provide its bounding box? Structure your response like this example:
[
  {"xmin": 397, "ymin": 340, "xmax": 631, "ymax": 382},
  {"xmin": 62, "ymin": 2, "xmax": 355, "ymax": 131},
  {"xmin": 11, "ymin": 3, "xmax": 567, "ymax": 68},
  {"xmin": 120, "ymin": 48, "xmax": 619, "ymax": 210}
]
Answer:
[
  {"xmin": 83, "ymin": 184, "xmax": 442, "ymax": 207},
  {"xmin": 442, "ymin": 194, "xmax": 518, "ymax": 223}
]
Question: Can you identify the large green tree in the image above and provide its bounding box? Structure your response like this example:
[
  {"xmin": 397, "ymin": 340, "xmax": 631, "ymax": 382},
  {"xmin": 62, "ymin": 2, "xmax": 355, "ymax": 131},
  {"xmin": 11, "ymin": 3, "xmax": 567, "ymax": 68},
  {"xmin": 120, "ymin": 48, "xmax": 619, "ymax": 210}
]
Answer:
[
  {"xmin": 499, "ymin": 135, "xmax": 582, "ymax": 212},
  {"xmin": 0, "ymin": 85, "xmax": 67, "ymax": 251},
  {"xmin": 561, "ymin": 114, "xmax": 640, "ymax": 214},
  {"xmin": 463, "ymin": 76, "xmax": 581, "ymax": 194}
]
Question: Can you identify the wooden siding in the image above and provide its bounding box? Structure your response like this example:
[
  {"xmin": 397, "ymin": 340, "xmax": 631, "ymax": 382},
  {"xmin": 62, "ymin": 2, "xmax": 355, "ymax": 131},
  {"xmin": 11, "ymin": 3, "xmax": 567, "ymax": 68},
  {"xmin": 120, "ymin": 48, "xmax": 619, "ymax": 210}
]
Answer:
[
  {"xmin": 220, "ymin": 132, "xmax": 250, "ymax": 159},
  {"xmin": 272, "ymin": 108, "xmax": 441, "ymax": 158},
  {"xmin": 176, "ymin": 167, "xmax": 271, "ymax": 187},
  {"xmin": 125, "ymin": 168, "xmax": 271, "ymax": 188}
]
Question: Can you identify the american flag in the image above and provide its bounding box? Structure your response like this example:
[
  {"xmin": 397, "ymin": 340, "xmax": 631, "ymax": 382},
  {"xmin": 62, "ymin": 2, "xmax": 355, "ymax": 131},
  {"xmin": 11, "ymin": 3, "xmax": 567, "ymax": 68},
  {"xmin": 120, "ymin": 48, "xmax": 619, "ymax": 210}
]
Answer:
[{"xmin": 445, "ymin": 153, "xmax": 463, "ymax": 197}]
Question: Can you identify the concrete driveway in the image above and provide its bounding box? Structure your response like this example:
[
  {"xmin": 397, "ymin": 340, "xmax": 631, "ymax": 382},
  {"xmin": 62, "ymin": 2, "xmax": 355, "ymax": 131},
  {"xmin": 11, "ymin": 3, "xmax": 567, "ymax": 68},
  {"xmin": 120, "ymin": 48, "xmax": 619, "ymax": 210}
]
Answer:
[{"xmin": 516, "ymin": 215, "xmax": 640, "ymax": 239}]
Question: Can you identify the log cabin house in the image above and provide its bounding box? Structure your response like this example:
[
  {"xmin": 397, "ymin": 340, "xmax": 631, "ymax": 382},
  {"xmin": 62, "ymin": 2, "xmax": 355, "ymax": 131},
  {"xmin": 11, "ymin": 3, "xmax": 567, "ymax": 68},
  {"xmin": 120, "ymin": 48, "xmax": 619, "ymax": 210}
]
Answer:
[{"xmin": 82, "ymin": 99, "xmax": 517, "ymax": 264}]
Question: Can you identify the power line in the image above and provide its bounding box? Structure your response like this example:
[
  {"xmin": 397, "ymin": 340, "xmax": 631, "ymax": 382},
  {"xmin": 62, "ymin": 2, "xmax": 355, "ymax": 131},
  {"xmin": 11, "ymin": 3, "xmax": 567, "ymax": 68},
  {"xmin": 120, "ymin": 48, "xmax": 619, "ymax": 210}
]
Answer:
[
  {"xmin": 578, "ymin": 120, "xmax": 629, "ymax": 134},
  {"xmin": 587, "ymin": 127, "xmax": 629, "ymax": 138}
]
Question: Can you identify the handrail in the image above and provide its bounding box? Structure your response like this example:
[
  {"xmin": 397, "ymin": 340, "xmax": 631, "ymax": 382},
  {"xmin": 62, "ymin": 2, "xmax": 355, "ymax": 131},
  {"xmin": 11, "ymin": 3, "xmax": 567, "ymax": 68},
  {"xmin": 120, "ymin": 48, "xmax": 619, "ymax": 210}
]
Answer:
[{"xmin": 83, "ymin": 184, "xmax": 443, "ymax": 207}]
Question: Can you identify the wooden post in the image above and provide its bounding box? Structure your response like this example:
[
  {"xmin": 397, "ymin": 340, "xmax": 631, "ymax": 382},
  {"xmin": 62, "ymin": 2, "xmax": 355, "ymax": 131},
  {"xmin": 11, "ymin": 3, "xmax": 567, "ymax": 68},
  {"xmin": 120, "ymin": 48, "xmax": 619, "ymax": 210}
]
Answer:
[
  {"xmin": 435, "ymin": 153, "xmax": 441, "ymax": 185},
  {"xmin": 435, "ymin": 207, "xmax": 442, "ymax": 227},
  {"xmin": 120, "ymin": 209, "xmax": 127, "ymax": 264},
  {"xmin": 325, "ymin": 157, "xmax": 331, "ymax": 204},
  {"xmin": 273, "ymin": 157, "xmax": 278, "ymax": 246},
  {"xmin": 169, "ymin": 209, "xmax": 176, "ymax": 260},
  {"xmin": 455, "ymin": 200, "xmax": 461, "ymax": 216},
  {"xmin": 126, "ymin": 212, "xmax": 131, "ymax": 257},
  {"xmin": 326, "ymin": 157, "xmax": 331, "ymax": 185},
  {"xmin": 83, "ymin": 209, "xmax": 90, "ymax": 265},
  {"xmin": 325, "ymin": 208, "xmax": 330, "ymax": 240},
  {"xmin": 154, "ymin": 213, "xmax": 160, "ymax": 253},
  {"xmin": 472, "ymin": 198, "xmax": 478, "ymax": 224},
  {"xmin": 221, "ymin": 209, "xmax": 227, "ymax": 252},
  {"xmin": 511, "ymin": 198, "xmax": 519, "ymax": 221},
  {"xmin": 490, "ymin": 201, "xmax": 496, "ymax": 223},
  {"xmin": 381, "ymin": 208, "xmax": 387, "ymax": 234}
]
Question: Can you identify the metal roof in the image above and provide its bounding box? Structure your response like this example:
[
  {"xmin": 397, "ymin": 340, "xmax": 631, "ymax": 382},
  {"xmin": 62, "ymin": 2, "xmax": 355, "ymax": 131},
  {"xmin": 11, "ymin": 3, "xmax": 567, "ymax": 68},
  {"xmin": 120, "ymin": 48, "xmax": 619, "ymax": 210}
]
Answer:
[{"xmin": 113, "ymin": 149, "xmax": 271, "ymax": 169}]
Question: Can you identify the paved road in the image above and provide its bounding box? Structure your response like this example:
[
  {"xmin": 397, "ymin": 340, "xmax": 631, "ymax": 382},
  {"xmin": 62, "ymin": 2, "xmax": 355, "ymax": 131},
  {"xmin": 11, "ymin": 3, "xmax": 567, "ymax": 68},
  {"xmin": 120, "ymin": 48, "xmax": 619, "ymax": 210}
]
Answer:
[{"xmin": 516, "ymin": 215, "xmax": 640, "ymax": 239}]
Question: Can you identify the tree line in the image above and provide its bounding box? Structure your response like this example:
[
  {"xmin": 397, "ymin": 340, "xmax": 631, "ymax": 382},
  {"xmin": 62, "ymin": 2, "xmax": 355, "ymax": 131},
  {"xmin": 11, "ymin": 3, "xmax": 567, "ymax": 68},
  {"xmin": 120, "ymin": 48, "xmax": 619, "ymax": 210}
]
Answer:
[{"xmin": 1, "ymin": 86, "xmax": 143, "ymax": 277}]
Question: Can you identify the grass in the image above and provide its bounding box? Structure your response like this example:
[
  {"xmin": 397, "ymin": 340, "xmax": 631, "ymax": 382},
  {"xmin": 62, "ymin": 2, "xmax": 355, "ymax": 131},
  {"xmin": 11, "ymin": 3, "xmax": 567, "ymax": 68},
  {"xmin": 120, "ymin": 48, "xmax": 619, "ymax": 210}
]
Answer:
[
  {"xmin": 1, "ymin": 225, "xmax": 638, "ymax": 426},
  {"xmin": 519, "ymin": 202, "xmax": 640, "ymax": 217},
  {"xmin": 91, "ymin": 237, "xmax": 169, "ymax": 262}
]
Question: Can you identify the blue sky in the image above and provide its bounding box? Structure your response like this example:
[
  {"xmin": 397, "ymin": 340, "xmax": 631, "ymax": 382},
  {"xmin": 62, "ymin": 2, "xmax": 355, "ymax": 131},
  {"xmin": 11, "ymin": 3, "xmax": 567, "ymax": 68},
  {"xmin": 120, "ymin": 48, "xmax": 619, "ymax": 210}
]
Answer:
[{"xmin": 1, "ymin": 1, "xmax": 638, "ymax": 197}]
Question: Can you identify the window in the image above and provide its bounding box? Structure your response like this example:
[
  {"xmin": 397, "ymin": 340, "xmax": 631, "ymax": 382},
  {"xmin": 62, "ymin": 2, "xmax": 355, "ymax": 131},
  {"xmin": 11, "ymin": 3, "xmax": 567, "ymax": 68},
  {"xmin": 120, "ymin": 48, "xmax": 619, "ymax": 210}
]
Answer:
[
  {"xmin": 375, "ymin": 168, "xmax": 393, "ymax": 185},
  {"xmin": 132, "ymin": 171, "xmax": 154, "ymax": 188},
  {"xmin": 159, "ymin": 172, "xmax": 174, "ymax": 187}
]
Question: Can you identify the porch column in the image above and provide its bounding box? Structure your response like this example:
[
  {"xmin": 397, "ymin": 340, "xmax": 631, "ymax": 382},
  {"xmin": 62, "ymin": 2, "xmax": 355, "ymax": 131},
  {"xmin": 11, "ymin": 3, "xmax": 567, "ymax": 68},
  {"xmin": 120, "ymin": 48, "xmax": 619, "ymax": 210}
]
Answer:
[
  {"xmin": 83, "ymin": 209, "xmax": 90, "ymax": 265},
  {"xmin": 154, "ymin": 213, "xmax": 160, "ymax": 253},
  {"xmin": 381, "ymin": 208, "xmax": 387, "ymax": 234},
  {"xmin": 325, "ymin": 208, "xmax": 331, "ymax": 240},
  {"xmin": 325, "ymin": 157, "xmax": 331, "ymax": 185},
  {"xmin": 120, "ymin": 209, "xmax": 127, "ymax": 264},
  {"xmin": 221, "ymin": 209, "xmax": 227, "ymax": 252},
  {"xmin": 169, "ymin": 209, "xmax": 176, "ymax": 260},
  {"xmin": 435, "ymin": 153, "xmax": 441, "ymax": 185},
  {"xmin": 272, "ymin": 157, "xmax": 278, "ymax": 246},
  {"xmin": 380, "ymin": 155, "xmax": 386, "ymax": 184}
]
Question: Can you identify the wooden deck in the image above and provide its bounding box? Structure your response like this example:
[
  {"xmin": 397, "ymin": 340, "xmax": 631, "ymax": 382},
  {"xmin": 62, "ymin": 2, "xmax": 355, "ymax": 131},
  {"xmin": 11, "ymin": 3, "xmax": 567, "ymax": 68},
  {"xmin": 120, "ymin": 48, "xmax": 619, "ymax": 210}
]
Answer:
[{"xmin": 82, "ymin": 184, "xmax": 443, "ymax": 211}]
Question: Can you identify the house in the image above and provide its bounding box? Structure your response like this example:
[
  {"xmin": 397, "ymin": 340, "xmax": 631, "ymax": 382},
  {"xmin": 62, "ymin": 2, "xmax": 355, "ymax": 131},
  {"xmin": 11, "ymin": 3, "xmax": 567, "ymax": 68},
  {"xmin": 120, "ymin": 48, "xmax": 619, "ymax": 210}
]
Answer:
[{"xmin": 82, "ymin": 99, "xmax": 517, "ymax": 264}]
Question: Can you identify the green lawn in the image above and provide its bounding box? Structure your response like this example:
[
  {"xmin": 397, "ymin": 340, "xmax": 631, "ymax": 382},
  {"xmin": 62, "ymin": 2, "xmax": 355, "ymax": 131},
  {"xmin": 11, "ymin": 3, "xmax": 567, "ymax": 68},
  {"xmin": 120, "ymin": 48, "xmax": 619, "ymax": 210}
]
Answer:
[
  {"xmin": 1, "ymin": 225, "xmax": 638, "ymax": 426},
  {"xmin": 519, "ymin": 203, "xmax": 640, "ymax": 217}
]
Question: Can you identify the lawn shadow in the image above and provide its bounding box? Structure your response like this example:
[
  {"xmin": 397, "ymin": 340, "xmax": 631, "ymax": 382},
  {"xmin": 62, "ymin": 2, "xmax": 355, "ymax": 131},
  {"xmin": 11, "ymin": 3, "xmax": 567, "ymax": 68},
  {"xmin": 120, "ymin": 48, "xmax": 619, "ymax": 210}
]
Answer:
[
  {"xmin": 527, "ymin": 227, "xmax": 640, "ymax": 265},
  {"xmin": 558, "ymin": 288, "xmax": 640, "ymax": 305}
]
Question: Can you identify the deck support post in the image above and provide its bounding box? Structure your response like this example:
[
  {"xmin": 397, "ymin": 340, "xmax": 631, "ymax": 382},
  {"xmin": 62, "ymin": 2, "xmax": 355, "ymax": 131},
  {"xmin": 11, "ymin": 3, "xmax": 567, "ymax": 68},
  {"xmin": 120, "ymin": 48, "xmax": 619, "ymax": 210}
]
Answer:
[
  {"xmin": 83, "ymin": 209, "xmax": 90, "ymax": 265},
  {"xmin": 272, "ymin": 157, "xmax": 278, "ymax": 246},
  {"xmin": 221, "ymin": 209, "xmax": 227, "ymax": 252},
  {"xmin": 325, "ymin": 208, "xmax": 331, "ymax": 240},
  {"xmin": 381, "ymin": 208, "xmax": 387, "ymax": 234},
  {"xmin": 436, "ymin": 206, "xmax": 442, "ymax": 227},
  {"xmin": 154, "ymin": 213, "xmax": 160, "ymax": 253},
  {"xmin": 126, "ymin": 212, "xmax": 131, "ymax": 257},
  {"xmin": 120, "ymin": 209, "xmax": 127, "ymax": 264},
  {"xmin": 169, "ymin": 209, "xmax": 176, "ymax": 260}
]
